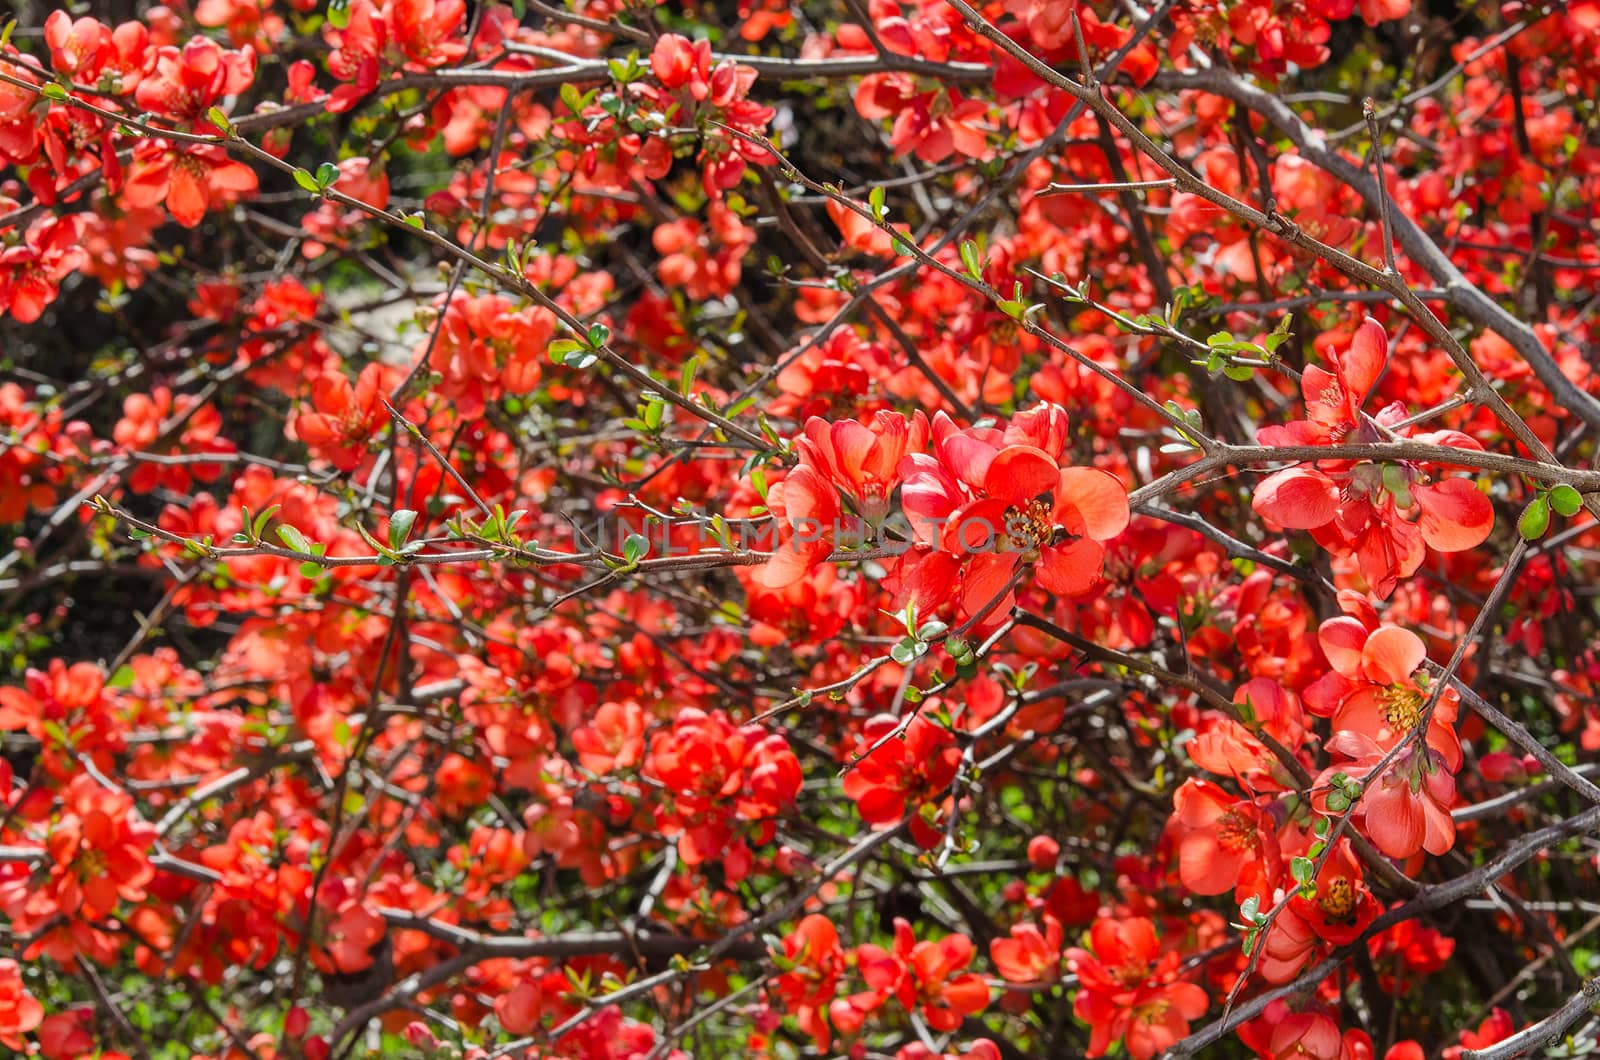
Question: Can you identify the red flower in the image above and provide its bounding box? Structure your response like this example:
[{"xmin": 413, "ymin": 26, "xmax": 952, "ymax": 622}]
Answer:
[
  {"xmin": 1251, "ymin": 318, "xmax": 1493, "ymax": 596},
  {"xmin": 122, "ymin": 140, "xmax": 259, "ymax": 228},
  {"xmin": 289, "ymin": 363, "xmax": 398, "ymax": 471},
  {"xmin": 899, "ymin": 406, "xmax": 1129, "ymax": 619},
  {"xmin": 0, "ymin": 215, "xmax": 87, "ymax": 323},
  {"xmin": 0, "ymin": 959, "xmax": 43, "ymax": 1051},
  {"xmin": 1288, "ymin": 837, "xmax": 1380, "ymax": 945},
  {"xmin": 133, "ymin": 35, "xmax": 256, "ymax": 124},
  {"xmin": 796, "ymin": 410, "xmax": 928, "ymax": 522},
  {"xmin": 841, "ymin": 713, "xmax": 962, "ymax": 849},
  {"xmin": 854, "ymin": 919, "xmax": 990, "ymax": 1033},
  {"xmin": 1067, "ymin": 917, "xmax": 1209, "ymax": 1060},
  {"xmin": 1444, "ymin": 1009, "xmax": 1515, "ymax": 1060},
  {"xmin": 990, "ymin": 918, "xmax": 1064, "ymax": 984},
  {"xmin": 1304, "ymin": 615, "xmax": 1461, "ymax": 769},
  {"xmin": 1168, "ymin": 779, "xmax": 1278, "ymax": 900},
  {"xmin": 1314, "ymin": 731, "xmax": 1456, "ymax": 860},
  {"xmin": 772, "ymin": 915, "xmax": 846, "ymax": 1047}
]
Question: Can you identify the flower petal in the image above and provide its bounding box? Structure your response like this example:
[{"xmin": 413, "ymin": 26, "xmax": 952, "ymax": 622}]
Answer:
[
  {"xmin": 1253, "ymin": 467, "xmax": 1339, "ymax": 530},
  {"xmin": 1414, "ymin": 478, "xmax": 1493, "ymax": 552}
]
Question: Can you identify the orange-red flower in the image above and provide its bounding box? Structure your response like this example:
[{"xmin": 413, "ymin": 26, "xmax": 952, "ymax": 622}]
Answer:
[
  {"xmin": 1251, "ymin": 318, "xmax": 1493, "ymax": 596},
  {"xmin": 1168, "ymin": 779, "xmax": 1279, "ymax": 900},
  {"xmin": 772, "ymin": 915, "xmax": 845, "ymax": 1047},
  {"xmin": 853, "ymin": 919, "xmax": 989, "ymax": 1033},
  {"xmin": 1314, "ymin": 731, "xmax": 1456, "ymax": 860},
  {"xmin": 1066, "ymin": 917, "xmax": 1210, "ymax": 1060},
  {"xmin": 1304, "ymin": 616, "xmax": 1461, "ymax": 769},
  {"xmin": 0, "ymin": 959, "xmax": 43, "ymax": 1051}
]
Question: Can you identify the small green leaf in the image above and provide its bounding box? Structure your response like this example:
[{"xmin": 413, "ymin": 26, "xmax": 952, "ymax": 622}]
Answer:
[
  {"xmin": 548, "ymin": 338, "xmax": 581, "ymax": 364},
  {"xmin": 586, "ymin": 323, "xmax": 610, "ymax": 348},
  {"xmin": 959, "ymin": 240, "xmax": 983, "ymax": 279},
  {"xmin": 560, "ymin": 82, "xmax": 584, "ymax": 114},
  {"xmin": 1290, "ymin": 856, "xmax": 1314, "ymax": 885},
  {"xmin": 328, "ymin": 0, "xmax": 351, "ymax": 29},
  {"xmin": 868, "ymin": 186, "xmax": 886, "ymax": 219},
  {"xmin": 316, "ymin": 161, "xmax": 340, "ymax": 189},
  {"xmin": 388, "ymin": 509, "xmax": 418, "ymax": 551},
  {"xmin": 622, "ymin": 533, "xmax": 648, "ymax": 564},
  {"xmin": 1550, "ymin": 484, "xmax": 1583, "ymax": 517},
  {"xmin": 1519, "ymin": 496, "xmax": 1551, "ymax": 540},
  {"xmin": 206, "ymin": 106, "xmax": 234, "ymax": 135},
  {"xmin": 40, "ymin": 83, "xmax": 68, "ymax": 102},
  {"xmin": 277, "ymin": 525, "xmax": 312, "ymax": 553},
  {"xmin": 292, "ymin": 168, "xmax": 322, "ymax": 195}
]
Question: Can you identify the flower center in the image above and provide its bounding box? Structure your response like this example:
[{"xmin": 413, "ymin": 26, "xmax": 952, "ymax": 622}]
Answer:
[
  {"xmin": 1380, "ymin": 686, "xmax": 1424, "ymax": 733},
  {"xmin": 1319, "ymin": 876, "xmax": 1356, "ymax": 920},
  {"xmin": 1004, "ymin": 498, "xmax": 1055, "ymax": 552},
  {"xmin": 1216, "ymin": 808, "xmax": 1258, "ymax": 853},
  {"xmin": 1134, "ymin": 995, "xmax": 1171, "ymax": 1025}
]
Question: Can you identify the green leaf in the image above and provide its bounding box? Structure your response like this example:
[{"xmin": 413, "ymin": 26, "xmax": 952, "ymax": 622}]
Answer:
[
  {"xmin": 39, "ymin": 83, "xmax": 68, "ymax": 102},
  {"xmin": 316, "ymin": 161, "xmax": 340, "ymax": 189},
  {"xmin": 548, "ymin": 338, "xmax": 581, "ymax": 364},
  {"xmin": 560, "ymin": 82, "xmax": 584, "ymax": 115},
  {"xmin": 388, "ymin": 509, "xmax": 418, "ymax": 551},
  {"xmin": 292, "ymin": 168, "xmax": 322, "ymax": 195},
  {"xmin": 868, "ymin": 185, "xmax": 886, "ymax": 219},
  {"xmin": 1550, "ymin": 484, "xmax": 1583, "ymax": 517},
  {"xmin": 206, "ymin": 106, "xmax": 234, "ymax": 135},
  {"xmin": 277, "ymin": 525, "xmax": 311, "ymax": 553},
  {"xmin": 251, "ymin": 504, "xmax": 281, "ymax": 542},
  {"xmin": 622, "ymin": 533, "xmax": 648, "ymax": 564},
  {"xmin": 328, "ymin": 0, "xmax": 352, "ymax": 29},
  {"xmin": 1290, "ymin": 856, "xmax": 1314, "ymax": 885},
  {"xmin": 586, "ymin": 323, "xmax": 610, "ymax": 348},
  {"xmin": 959, "ymin": 240, "xmax": 983, "ymax": 279},
  {"xmin": 1519, "ymin": 496, "xmax": 1551, "ymax": 540}
]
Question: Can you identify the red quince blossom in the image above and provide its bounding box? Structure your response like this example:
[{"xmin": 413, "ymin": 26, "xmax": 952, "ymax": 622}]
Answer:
[
  {"xmin": 122, "ymin": 140, "xmax": 259, "ymax": 228},
  {"xmin": 1314, "ymin": 730, "xmax": 1456, "ymax": 860},
  {"xmin": 43, "ymin": 11, "xmax": 149, "ymax": 93},
  {"xmin": 772, "ymin": 914, "xmax": 846, "ymax": 1047},
  {"xmin": 1239, "ymin": 998, "xmax": 1373, "ymax": 1060},
  {"xmin": 1287, "ymin": 835, "xmax": 1380, "ymax": 945},
  {"xmin": 288, "ymin": 362, "xmax": 401, "ymax": 471},
  {"xmin": 133, "ymin": 35, "xmax": 256, "ymax": 124},
  {"xmin": 1, "ymin": 774, "xmax": 156, "ymax": 929},
  {"xmin": 1251, "ymin": 318, "xmax": 1494, "ymax": 596},
  {"xmin": 570, "ymin": 699, "xmax": 646, "ymax": 775},
  {"xmin": 1167, "ymin": 779, "xmax": 1279, "ymax": 900},
  {"xmin": 643, "ymin": 34, "xmax": 776, "ymax": 195},
  {"xmin": 0, "ymin": 214, "xmax": 87, "ymax": 323},
  {"xmin": 1444, "ymin": 1009, "xmax": 1516, "ymax": 1060},
  {"xmin": 841, "ymin": 713, "xmax": 962, "ymax": 848},
  {"xmin": 797, "ymin": 410, "xmax": 929, "ymax": 522},
  {"xmin": 644, "ymin": 709, "xmax": 802, "ymax": 875},
  {"xmin": 1186, "ymin": 677, "xmax": 1309, "ymax": 792},
  {"xmin": 0, "ymin": 959, "xmax": 43, "ymax": 1051},
  {"xmin": 1066, "ymin": 917, "xmax": 1210, "ymax": 1060},
  {"xmin": 990, "ymin": 917, "xmax": 1065, "ymax": 984},
  {"xmin": 848, "ymin": 919, "xmax": 990, "ymax": 1033},
  {"xmin": 424, "ymin": 292, "xmax": 553, "ymax": 418},
  {"xmin": 856, "ymin": 76, "xmax": 994, "ymax": 163},
  {"xmin": 899, "ymin": 405, "xmax": 1130, "ymax": 618},
  {"xmin": 1304, "ymin": 613, "xmax": 1462, "ymax": 769}
]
